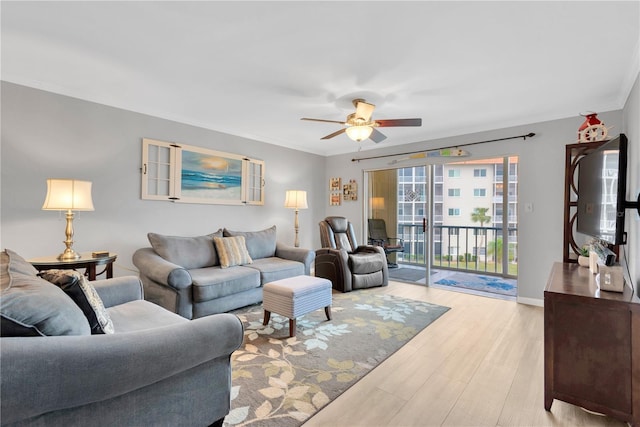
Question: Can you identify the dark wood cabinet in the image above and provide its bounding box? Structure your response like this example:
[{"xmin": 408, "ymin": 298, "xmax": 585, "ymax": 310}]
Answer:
[{"xmin": 544, "ymin": 262, "xmax": 640, "ymax": 426}]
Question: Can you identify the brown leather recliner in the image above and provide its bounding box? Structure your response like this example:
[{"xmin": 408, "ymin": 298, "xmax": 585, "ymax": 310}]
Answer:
[{"xmin": 315, "ymin": 216, "xmax": 388, "ymax": 292}]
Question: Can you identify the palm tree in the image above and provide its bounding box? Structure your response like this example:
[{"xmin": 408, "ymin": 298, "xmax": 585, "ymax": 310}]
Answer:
[
  {"xmin": 470, "ymin": 207, "xmax": 491, "ymax": 260},
  {"xmin": 487, "ymin": 236, "xmax": 503, "ymax": 262},
  {"xmin": 470, "ymin": 207, "xmax": 491, "ymax": 227}
]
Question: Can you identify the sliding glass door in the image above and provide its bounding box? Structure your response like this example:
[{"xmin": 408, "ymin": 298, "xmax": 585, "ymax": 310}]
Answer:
[
  {"xmin": 366, "ymin": 166, "xmax": 430, "ymax": 282},
  {"xmin": 432, "ymin": 157, "xmax": 518, "ymax": 278},
  {"xmin": 365, "ymin": 155, "xmax": 518, "ymax": 288}
]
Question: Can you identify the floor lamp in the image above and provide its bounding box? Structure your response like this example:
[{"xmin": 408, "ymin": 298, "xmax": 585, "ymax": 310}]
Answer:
[
  {"xmin": 42, "ymin": 179, "xmax": 95, "ymax": 260},
  {"xmin": 284, "ymin": 190, "xmax": 308, "ymax": 247},
  {"xmin": 371, "ymin": 197, "xmax": 385, "ymax": 218}
]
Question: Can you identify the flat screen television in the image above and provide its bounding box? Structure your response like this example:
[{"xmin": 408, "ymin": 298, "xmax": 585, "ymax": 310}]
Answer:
[{"xmin": 576, "ymin": 134, "xmax": 628, "ymax": 245}]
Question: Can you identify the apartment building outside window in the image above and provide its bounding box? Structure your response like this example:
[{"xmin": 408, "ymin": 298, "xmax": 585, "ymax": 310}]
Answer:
[{"xmin": 398, "ymin": 156, "xmax": 518, "ymax": 278}]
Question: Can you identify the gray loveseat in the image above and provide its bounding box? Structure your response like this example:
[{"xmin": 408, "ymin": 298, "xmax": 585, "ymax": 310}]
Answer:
[
  {"xmin": 133, "ymin": 225, "xmax": 314, "ymax": 319},
  {"xmin": 0, "ymin": 249, "xmax": 243, "ymax": 427}
]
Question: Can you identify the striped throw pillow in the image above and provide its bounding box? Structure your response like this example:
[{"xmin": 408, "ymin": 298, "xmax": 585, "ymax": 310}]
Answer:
[{"xmin": 213, "ymin": 236, "xmax": 253, "ymax": 268}]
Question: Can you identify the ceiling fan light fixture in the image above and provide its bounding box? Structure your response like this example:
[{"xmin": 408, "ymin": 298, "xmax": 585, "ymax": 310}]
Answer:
[
  {"xmin": 302, "ymin": 98, "xmax": 420, "ymax": 142},
  {"xmin": 346, "ymin": 125, "xmax": 373, "ymax": 142}
]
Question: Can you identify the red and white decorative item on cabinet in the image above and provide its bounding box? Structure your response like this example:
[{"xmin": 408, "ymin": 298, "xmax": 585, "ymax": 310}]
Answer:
[{"xmin": 577, "ymin": 112, "xmax": 609, "ymax": 142}]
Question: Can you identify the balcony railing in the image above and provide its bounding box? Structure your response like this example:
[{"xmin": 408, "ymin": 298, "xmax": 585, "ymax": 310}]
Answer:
[{"xmin": 396, "ymin": 223, "xmax": 518, "ymax": 278}]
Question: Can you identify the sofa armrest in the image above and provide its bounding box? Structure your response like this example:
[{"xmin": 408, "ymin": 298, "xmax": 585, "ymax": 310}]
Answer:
[
  {"xmin": 275, "ymin": 242, "xmax": 315, "ymax": 275},
  {"xmin": 93, "ymin": 276, "xmax": 144, "ymax": 308},
  {"xmin": 314, "ymin": 248, "xmax": 351, "ymax": 292},
  {"xmin": 132, "ymin": 247, "xmax": 192, "ymax": 289},
  {"xmin": 0, "ymin": 313, "xmax": 244, "ymax": 425}
]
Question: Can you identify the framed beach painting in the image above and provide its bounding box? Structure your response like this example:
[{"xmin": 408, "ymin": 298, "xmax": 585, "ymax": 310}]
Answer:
[
  {"xmin": 178, "ymin": 147, "xmax": 243, "ymax": 204},
  {"xmin": 141, "ymin": 138, "xmax": 264, "ymax": 205}
]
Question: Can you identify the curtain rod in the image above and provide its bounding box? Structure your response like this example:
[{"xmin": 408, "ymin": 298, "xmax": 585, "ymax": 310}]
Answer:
[{"xmin": 351, "ymin": 132, "xmax": 535, "ymax": 162}]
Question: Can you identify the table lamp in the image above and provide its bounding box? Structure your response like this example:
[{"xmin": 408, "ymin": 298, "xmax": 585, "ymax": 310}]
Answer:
[
  {"xmin": 284, "ymin": 190, "xmax": 308, "ymax": 247},
  {"xmin": 371, "ymin": 197, "xmax": 385, "ymax": 218},
  {"xmin": 42, "ymin": 179, "xmax": 95, "ymax": 260}
]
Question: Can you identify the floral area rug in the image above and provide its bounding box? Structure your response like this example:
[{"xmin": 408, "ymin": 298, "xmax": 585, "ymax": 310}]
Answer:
[{"xmin": 224, "ymin": 290, "xmax": 450, "ymax": 427}]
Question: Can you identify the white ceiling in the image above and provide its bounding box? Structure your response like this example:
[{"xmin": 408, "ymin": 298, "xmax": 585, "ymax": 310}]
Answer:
[{"xmin": 2, "ymin": 1, "xmax": 639, "ymax": 156}]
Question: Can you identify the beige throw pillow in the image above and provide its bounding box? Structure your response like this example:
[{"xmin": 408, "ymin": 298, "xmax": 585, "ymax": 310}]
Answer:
[{"xmin": 213, "ymin": 236, "xmax": 252, "ymax": 268}]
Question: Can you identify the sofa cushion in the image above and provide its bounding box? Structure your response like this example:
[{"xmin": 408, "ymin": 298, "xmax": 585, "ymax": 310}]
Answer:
[
  {"xmin": 245, "ymin": 257, "xmax": 305, "ymax": 284},
  {"xmin": 190, "ymin": 265, "xmax": 261, "ymax": 302},
  {"xmin": 39, "ymin": 269, "xmax": 115, "ymax": 334},
  {"xmin": 224, "ymin": 225, "xmax": 277, "ymax": 260},
  {"xmin": 107, "ymin": 299, "xmax": 187, "ymax": 333},
  {"xmin": 214, "ymin": 236, "xmax": 252, "ymax": 268},
  {"xmin": 148, "ymin": 230, "xmax": 222, "ymax": 269},
  {"xmin": 1, "ymin": 250, "xmax": 90, "ymax": 337}
]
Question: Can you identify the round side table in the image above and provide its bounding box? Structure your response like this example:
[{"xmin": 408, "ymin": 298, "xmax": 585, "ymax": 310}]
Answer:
[{"xmin": 29, "ymin": 252, "xmax": 117, "ymax": 281}]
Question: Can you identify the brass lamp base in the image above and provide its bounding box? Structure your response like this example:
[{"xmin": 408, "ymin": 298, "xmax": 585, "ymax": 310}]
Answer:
[
  {"xmin": 57, "ymin": 209, "xmax": 82, "ymax": 260},
  {"xmin": 57, "ymin": 248, "xmax": 81, "ymax": 261}
]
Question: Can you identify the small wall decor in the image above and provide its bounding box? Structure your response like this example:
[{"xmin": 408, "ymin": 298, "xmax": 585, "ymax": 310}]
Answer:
[
  {"xmin": 329, "ymin": 177, "xmax": 342, "ymax": 206},
  {"xmin": 343, "ymin": 179, "xmax": 358, "ymax": 201},
  {"xmin": 577, "ymin": 112, "xmax": 609, "ymax": 143},
  {"xmin": 330, "ymin": 177, "xmax": 341, "ymax": 191}
]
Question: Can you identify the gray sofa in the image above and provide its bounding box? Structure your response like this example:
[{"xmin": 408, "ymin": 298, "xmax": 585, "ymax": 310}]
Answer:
[
  {"xmin": 0, "ymin": 249, "xmax": 243, "ymax": 427},
  {"xmin": 133, "ymin": 225, "xmax": 314, "ymax": 319}
]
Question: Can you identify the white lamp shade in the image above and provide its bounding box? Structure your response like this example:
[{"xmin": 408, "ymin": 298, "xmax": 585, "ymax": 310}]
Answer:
[
  {"xmin": 284, "ymin": 190, "xmax": 308, "ymax": 209},
  {"xmin": 42, "ymin": 179, "xmax": 95, "ymax": 211},
  {"xmin": 345, "ymin": 125, "xmax": 373, "ymax": 142}
]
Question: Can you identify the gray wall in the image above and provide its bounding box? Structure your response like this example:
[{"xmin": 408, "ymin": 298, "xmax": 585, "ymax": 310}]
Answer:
[
  {"xmin": 2, "ymin": 75, "xmax": 638, "ymax": 304},
  {"xmin": 0, "ymin": 82, "xmax": 326, "ymax": 275}
]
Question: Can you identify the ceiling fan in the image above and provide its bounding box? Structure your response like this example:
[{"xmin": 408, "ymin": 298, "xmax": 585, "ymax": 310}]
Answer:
[{"xmin": 301, "ymin": 99, "xmax": 422, "ymax": 143}]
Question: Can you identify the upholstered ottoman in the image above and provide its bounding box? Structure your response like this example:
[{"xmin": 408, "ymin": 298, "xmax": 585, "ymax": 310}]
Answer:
[{"xmin": 262, "ymin": 275, "xmax": 332, "ymax": 337}]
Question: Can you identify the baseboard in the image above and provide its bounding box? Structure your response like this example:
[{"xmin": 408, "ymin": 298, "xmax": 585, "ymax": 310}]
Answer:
[{"xmin": 517, "ymin": 296, "xmax": 544, "ymax": 307}]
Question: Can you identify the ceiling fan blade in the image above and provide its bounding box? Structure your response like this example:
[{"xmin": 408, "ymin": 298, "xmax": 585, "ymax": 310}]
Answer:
[
  {"xmin": 369, "ymin": 128, "xmax": 387, "ymax": 143},
  {"xmin": 375, "ymin": 118, "xmax": 422, "ymax": 127},
  {"xmin": 321, "ymin": 128, "xmax": 347, "ymax": 140},
  {"xmin": 355, "ymin": 101, "xmax": 375, "ymax": 122},
  {"xmin": 301, "ymin": 118, "xmax": 346, "ymax": 125}
]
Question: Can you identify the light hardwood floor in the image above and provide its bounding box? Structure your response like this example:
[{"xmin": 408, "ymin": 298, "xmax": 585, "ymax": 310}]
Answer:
[{"xmin": 303, "ymin": 281, "xmax": 627, "ymax": 427}]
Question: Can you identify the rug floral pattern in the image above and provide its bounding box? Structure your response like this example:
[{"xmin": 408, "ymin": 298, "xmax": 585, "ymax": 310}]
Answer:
[{"xmin": 225, "ymin": 291, "xmax": 449, "ymax": 427}]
